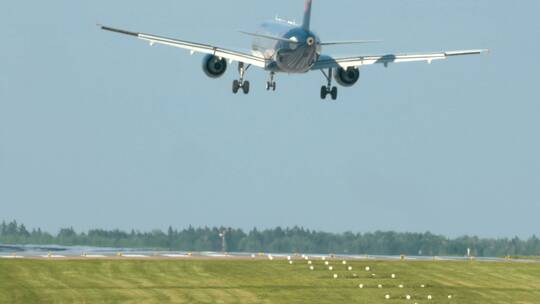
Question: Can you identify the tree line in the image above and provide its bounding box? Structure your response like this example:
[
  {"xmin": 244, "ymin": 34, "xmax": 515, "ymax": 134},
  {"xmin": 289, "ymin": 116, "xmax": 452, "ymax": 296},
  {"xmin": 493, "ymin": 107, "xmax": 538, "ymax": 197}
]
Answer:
[{"xmin": 1, "ymin": 220, "xmax": 539, "ymax": 257}]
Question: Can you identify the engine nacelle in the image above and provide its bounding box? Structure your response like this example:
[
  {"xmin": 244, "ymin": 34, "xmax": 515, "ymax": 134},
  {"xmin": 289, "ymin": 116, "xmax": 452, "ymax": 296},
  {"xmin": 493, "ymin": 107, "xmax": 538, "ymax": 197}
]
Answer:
[
  {"xmin": 334, "ymin": 67, "xmax": 360, "ymax": 87},
  {"xmin": 202, "ymin": 55, "xmax": 227, "ymax": 78}
]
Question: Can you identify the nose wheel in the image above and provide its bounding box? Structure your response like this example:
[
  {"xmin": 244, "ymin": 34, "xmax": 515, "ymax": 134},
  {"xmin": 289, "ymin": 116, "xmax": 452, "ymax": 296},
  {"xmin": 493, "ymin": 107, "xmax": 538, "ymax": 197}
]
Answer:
[
  {"xmin": 266, "ymin": 81, "xmax": 276, "ymax": 91},
  {"xmin": 232, "ymin": 62, "xmax": 251, "ymax": 95},
  {"xmin": 320, "ymin": 68, "xmax": 338, "ymax": 101},
  {"xmin": 266, "ymin": 72, "xmax": 277, "ymax": 91}
]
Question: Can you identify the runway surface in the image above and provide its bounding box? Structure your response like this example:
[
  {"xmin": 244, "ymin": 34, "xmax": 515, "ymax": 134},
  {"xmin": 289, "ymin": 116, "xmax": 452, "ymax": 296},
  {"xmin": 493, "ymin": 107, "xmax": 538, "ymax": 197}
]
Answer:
[{"xmin": 0, "ymin": 244, "xmax": 537, "ymax": 262}]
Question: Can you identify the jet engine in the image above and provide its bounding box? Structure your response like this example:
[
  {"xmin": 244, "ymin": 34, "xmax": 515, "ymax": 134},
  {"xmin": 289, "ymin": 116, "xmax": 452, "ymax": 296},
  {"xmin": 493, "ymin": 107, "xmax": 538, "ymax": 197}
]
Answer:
[
  {"xmin": 202, "ymin": 55, "xmax": 227, "ymax": 78},
  {"xmin": 334, "ymin": 67, "xmax": 360, "ymax": 87}
]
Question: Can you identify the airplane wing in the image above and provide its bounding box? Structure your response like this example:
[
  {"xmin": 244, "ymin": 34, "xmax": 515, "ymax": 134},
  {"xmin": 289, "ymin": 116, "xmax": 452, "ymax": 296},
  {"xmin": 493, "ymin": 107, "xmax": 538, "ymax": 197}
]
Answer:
[
  {"xmin": 312, "ymin": 49, "xmax": 489, "ymax": 70},
  {"xmin": 100, "ymin": 25, "xmax": 267, "ymax": 68}
]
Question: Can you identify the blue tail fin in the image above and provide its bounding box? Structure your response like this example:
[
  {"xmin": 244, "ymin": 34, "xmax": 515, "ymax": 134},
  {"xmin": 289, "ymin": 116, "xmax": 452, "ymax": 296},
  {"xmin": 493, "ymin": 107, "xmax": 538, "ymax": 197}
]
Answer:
[{"xmin": 302, "ymin": 0, "xmax": 313, "ymax": 30}]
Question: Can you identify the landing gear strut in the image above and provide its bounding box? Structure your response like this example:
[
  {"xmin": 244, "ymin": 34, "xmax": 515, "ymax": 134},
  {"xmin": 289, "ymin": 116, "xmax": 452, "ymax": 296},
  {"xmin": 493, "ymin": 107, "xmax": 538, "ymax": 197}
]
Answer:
[
  {"xmin": 233, "ymin": 62, "xmax": 251, "ymax": 94},
  {"xmin": 320, "ymin": 68, "xmax": 338, "ymax": 100},
  {"xmin": 266, "ymin": 72, "xmax": 277, "ymax": 91}
]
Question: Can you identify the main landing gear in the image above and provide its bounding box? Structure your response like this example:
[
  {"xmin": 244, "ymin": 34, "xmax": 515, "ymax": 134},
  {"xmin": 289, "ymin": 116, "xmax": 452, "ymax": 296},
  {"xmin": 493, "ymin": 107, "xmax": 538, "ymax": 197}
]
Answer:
[
  {"xmin": 232, "ymin": 62, "xmax": 251, "ymax": 94},
  {"xmin": 266, "ymin": 72, "xmax": 277, "ymax": 91},
  {"xmin": 320, "ymin": 68, "xmax": 338, "ymax": 100}
]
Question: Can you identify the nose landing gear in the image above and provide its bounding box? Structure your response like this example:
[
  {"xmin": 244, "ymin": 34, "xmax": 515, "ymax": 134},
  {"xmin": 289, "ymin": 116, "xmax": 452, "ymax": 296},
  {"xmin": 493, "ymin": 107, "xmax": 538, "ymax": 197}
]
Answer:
[
  {"xmin": 320, "ymin": 68, "xmax": 338, "ymax": 100},
  {"xmin": 232, "ymin": 62, "xmax": 251, "ymax": 95},
  {"xmin": 266, "ymin": 72, "xmax": 277, "ymax": 91}
]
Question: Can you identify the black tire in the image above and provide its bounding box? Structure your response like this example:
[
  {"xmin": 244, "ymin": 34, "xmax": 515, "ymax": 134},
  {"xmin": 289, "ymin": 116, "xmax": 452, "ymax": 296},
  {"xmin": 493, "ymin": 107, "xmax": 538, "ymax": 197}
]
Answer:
[
  {"xmin": 331, "ymin": 86, "xmax": 338, "ymax": 100},
  {"xmin": 272, "ymin": 82, "xmax": 276, "ymax": 91},
  {"xmin": 242, "ymin": 81, "xmax": 250, "ymax": 94},
  {"xmin": 320, "ymin": 86, "xmax": 327, "ymax": 99},
  {"xmin": 266, "ymin": 82, "xmax": 270, "ymax": 91},
  {"xmin": 232, "ymin": 80, "xmax": 240, "ymax": 94}
]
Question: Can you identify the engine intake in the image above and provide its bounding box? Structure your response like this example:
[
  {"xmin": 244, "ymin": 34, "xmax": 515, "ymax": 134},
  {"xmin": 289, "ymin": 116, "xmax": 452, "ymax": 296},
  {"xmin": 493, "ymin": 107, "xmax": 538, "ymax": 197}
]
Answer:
[
  {"xmin": 334, "ymin": 67, "xmax": 360, "ymax": 87},
  {"xmin": 202, "ymin": 55, "xmax": 227, "ymax": 78}
]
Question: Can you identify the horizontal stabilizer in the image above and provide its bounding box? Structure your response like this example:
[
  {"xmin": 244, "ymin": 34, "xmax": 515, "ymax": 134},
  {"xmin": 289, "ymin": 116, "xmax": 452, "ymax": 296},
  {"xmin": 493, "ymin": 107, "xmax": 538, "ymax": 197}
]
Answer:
[
  {"xmin": 319, "ymin": 40, "xmax": 382, "ymax": 46},
  {"xmin": 239, "ymin": 31, "xmax": 298, "ymax": 44}
]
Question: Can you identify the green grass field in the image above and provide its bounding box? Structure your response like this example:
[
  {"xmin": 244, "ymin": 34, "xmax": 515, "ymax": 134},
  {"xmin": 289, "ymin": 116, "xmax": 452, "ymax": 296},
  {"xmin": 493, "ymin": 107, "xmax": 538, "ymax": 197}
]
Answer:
[{"xmin": 1, "ymin": 259, "xmax": 539, "ymax": 303}]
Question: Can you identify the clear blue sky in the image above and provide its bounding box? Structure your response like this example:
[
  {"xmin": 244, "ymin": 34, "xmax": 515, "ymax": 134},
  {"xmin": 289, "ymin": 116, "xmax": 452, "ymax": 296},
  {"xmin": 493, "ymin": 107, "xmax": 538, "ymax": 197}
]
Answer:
[{"xmin": 1, "ymin": 0, "xmax": 538, "ymax": 238}]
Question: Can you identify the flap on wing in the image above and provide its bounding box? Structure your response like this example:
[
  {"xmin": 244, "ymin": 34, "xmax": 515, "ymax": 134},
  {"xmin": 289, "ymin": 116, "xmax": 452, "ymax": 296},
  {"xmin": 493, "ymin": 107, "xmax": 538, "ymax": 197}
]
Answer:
[
  {"xmin": 101, "ymin": 25, "xmax": 267, "ymax": 68},
  {"xmin": 313, "ymin": 49, "xmax": 489, "ymax": 70}
]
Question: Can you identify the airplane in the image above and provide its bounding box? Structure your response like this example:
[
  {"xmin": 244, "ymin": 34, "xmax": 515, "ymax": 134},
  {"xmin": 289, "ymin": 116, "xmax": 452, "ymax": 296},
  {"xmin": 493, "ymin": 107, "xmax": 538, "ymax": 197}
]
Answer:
[{"xmin": 100, "ymin": 0, "xmax": 488, "ymax": 100}]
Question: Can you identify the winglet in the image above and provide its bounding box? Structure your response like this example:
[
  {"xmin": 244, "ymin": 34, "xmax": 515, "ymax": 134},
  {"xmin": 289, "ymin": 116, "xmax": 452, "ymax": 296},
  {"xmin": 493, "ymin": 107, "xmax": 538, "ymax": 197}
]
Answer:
[
  {"xmin": 99, "ymin": 25, "xmax": 139, "ymax": 37},
  {"xmin": 444, "ymin": 49, "xmax": 490, "ymax": 57}
]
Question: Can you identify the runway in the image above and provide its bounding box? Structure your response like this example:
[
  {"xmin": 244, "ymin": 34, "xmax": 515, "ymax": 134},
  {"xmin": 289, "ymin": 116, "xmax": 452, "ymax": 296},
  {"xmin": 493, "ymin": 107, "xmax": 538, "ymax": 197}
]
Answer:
[{"xmin": 0, "ymin": 244, "xmax": 537, "ymax": 263}]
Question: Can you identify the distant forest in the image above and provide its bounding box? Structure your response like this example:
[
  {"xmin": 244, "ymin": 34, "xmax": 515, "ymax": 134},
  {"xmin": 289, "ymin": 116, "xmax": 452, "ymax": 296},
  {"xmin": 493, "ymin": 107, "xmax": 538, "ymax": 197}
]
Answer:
[{"xmin": 1, "ymin": 220, "xmax": 539, "ymax": 257}]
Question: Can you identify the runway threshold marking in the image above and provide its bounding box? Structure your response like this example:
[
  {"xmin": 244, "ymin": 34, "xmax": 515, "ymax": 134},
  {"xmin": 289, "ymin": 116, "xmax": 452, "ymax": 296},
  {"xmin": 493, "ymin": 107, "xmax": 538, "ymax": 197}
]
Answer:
[
  {"xmin": 205, "ymin": 254, "xmax": 231, "ymax": 258},
  {"xmin": 122, "ymin": 254, "xmax": 149, "ymax": 258},
  {"xmin": 161, "ymin": 254, "xmax": 190, "ymax": 258}
]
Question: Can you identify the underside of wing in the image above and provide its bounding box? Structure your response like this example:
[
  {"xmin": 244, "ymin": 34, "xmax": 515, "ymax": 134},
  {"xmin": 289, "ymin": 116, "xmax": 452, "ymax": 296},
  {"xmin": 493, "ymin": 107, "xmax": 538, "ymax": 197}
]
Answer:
[
  {"xmin": 312, "ymin": 49, "xmax": 489, "ymax": 70},
  {"xmin": 100, "ymin": 25, "xmax": 267, "ymax": 68}
]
